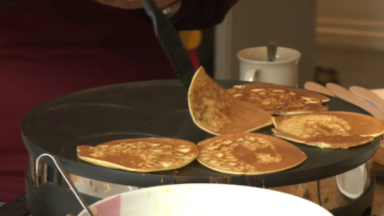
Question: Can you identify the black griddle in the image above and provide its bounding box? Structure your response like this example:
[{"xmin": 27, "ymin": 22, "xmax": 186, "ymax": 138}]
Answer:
[{"xmin": 22, "ymin": 80, "xmax": 380, "ymax": 188}]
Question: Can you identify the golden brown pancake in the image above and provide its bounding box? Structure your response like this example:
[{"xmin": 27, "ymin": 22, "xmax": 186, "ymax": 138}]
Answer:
[
  {"xmin": 226, "ymin": 82, "xmax": 330, "ymax": 115},
  {"xmin": 188, "ymin": 67, "xmax": 272, "ymax": 135},
  {"xmin": 272, "ymin": 111, "xmax": 384, "ymax": 149},
  {"xmin": 197, "ymin": 133, "xmax": 307, "ymax": 175},
  {"xmin": 77, "ymin": 138, "xmax": 198, "ymax": 172}
]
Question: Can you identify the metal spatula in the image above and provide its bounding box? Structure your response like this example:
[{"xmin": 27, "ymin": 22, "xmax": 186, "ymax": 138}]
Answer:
[
  {"xmin": 141, "ymin": 0, "xmax": 196, "ymax": 89},
  {"xmin": 267, "ymin": 42, "xmax": 277, "ymax": 62}
]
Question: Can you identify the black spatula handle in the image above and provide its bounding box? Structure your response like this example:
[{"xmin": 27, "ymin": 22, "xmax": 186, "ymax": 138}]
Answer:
[{"xmin": 141, "ymin": 0, "xmax": 196, "ymax": 89}]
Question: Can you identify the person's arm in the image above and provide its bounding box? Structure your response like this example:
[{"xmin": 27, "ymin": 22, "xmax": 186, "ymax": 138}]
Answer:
[
  {"xmin": 94, "ymin": 0, "xmax": 238, "ymax": 30},
  {"xmin": 171, "ymin": 0, "xmax": 238, "ymax": 30},
  {"xmin": 0, "ymin": 0, "xmax": 19, "ymax": 10},
  {"xmin": 94, "ymin": 0, "xmax": 178, "ymax": 10}
]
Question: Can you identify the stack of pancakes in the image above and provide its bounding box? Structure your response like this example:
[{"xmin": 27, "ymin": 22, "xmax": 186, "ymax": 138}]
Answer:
[
  {"xmin": 226, "ymin": 82, "xmax": 330, "ymax": 115},
  {"xmin": 77, "ymin": 66, "xmax": 384, "ymax": 176}
]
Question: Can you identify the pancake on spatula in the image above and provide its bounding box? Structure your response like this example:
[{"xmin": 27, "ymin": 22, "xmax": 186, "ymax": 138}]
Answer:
[
  {"xmin": 188, "ymin": 67, "xmax": 272, "ymax": 135},
  {"xmin": 226, "ymin": 82, "xmax": 330, "ymax": 115},
  {"xmin": 197, "ymin": 133, "xmax": 307, "ymax": 175},
  {"xmin": 272, "ymin": 111, "xmax": 384, "ymax": 149},
  {"xmin": 77, "ymin": 138, "xmax": 198, "ymax": 173}
]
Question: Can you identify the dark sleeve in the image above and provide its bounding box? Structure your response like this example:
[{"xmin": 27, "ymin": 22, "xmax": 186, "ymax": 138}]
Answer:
[
  {"xmin": 171, "ymin": 0, "xmax": 238, "ymax": 30},
  {"xmin": 0, "ymin": 0, "xmax": 19, "ymax": 10}
]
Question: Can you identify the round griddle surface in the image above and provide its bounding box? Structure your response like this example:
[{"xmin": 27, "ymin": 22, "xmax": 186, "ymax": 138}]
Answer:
[{"xmin": 22, "ymin": 80, "xmax": 380, "ymax": 188}]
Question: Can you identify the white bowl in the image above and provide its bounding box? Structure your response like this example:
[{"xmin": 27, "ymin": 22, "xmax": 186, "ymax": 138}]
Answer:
[
  {"xmin": 74, "ymin": 178, "xmax": 138, "ymax": 199},
  {"xmin": 78, "ymin": 184, "xmax": 333, "ymax": 216}
]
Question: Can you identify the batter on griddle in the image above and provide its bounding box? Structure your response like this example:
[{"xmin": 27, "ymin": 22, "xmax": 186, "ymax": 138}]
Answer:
[
  {"xmin": 188, "ymin": 67, "xmax": 272, "ymax": 135},
  {"xmin": 77, "ymin": 138, "xmax": 198, "ymax": 173},
  {"xmin": 272, "ymin": 111, "xmax": 384, "ymax": 149},
  {"xmin": 226, "ymin": 82, "xmax": 329, "ymax": 115},
  {"xmin": 197, "ymin": 133, "xmax": 307, "ymax": 175}
]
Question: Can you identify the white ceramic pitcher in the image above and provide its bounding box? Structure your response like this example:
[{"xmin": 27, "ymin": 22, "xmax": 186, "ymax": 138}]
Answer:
[{"xmin": 237, "ymin": 46, "xmax": 301, "ymax": 87}]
